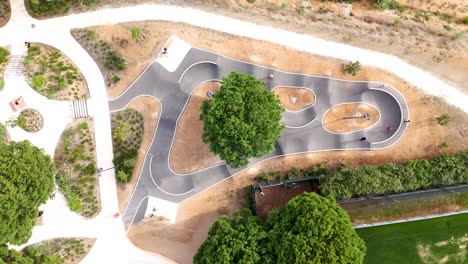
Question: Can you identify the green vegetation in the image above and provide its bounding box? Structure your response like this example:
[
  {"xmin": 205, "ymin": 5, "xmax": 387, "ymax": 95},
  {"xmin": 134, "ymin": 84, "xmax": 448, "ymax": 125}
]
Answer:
[
  {"xmin": 200, "ymin": 72, "xmax": 284, "ymax": 168},
  {"xmin": 343, "ymin": 60, "xmax": 361, "ymax": 76},
  {"xmin": 0, "ymin": 46, "xmax": 8, "ymax": 64},
  {"xmin": 194, "ymin": 192, "xmax": 366, "ymax": 263},
  {"xmin": 1, "ymin": 238, "xmax": 93, "ymax": 264},
  {"xmin": 357, "ymin": 213, "xmax": 468, "ymax": 264},
  {"xmin": 435, "ymin": 114, "xmax": 453, "ymax": 126},
  {"xmin": 55, "ymin": 120, "xmax": 99, "ymax": 217},
  {"xmin": 27, "ymin": 0, "xmax": 99, "ymax": 17},
  {"xmin": 344, "ymin": 191, "xmax": 468, "ymax": 224},
  {"xmin": 17, "ymin": 108, "xmax": 44, "ymax": 133},
  {"xmin": 130, "ymin": 27, "xmax": 141, "ymax": 40},
  {"xmin": 72, "ymin": 29, "xmax": 126, "ymax": 87},
  {"xmin": 0, "ymin": 140, "xmax": 55, "ymax": 245},
  {"xmin": 374, "ymin": 0, "xmax": 405, "ymax": 11},
  {"xmin": 24, "ymin": 45, "xmax": 88, "ymax": 100},
  {"xmin": 111, "ymin": 109, "xmax": 144, "ymax": 183},
  {"xmin": 0, "ymin": 77, "xmax": 4, "ymax": 91},
  {"xmin": 320, "ymin": 151, "xmax": 468, "ymax": 199}
]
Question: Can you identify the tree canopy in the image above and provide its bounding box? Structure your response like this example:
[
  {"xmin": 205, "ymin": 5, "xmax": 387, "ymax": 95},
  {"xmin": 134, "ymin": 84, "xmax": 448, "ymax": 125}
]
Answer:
[
  {"xmin": 194, "ymin": 192, "xmax": 366, "ymax": 263},
  {"xmin": 200, "ymin": 72, "xmax": 284, "ymax": 168},
  {"xmin": 0, "ymin": 141, "xmax": 56, "ymax": 245}
]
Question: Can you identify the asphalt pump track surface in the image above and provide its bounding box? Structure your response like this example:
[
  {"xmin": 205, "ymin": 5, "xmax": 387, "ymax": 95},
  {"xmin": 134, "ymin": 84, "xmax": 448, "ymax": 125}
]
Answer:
[{"xmin": 109, "ymin": 47, "xmax": 409, "ymax": 230}]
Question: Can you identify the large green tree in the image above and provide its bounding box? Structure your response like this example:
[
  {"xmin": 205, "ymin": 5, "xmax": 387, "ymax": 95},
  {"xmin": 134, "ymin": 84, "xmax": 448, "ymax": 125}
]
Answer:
[
  {"xmin": 266, "ymin": 192, "xmax": 366, "ymax": 263},
  {"xmin": 193, "ymin": 209, "xmax": 268, "ymax": 264},
  {"xmin": 200, "ymin": 72, "xmax": 284, "ymax": 168},
  {"xmin": 194, "ymin": 192, "xmax": 366, "ymax": 263},
  {"xmin": 0, "ymin": 141, "xmax": 56, "ymax": 245}
]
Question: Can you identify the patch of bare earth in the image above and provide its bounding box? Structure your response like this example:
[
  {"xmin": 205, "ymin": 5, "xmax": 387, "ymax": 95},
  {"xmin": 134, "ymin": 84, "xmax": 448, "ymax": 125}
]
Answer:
[
  {"xmin": 323, "ymin": 103, "xmax": 380, "ymax": 133},
  {"xmin": 274, "ymin": 87, "xmax": 315, "ymax": 111},
  {"xmin": 170, "ymin": 82, "xmax": 222, "ymax": 174},
  {"xmin": 255, "ymin": 180, "xmax": 320, "ymax": 220},
  {"xmin": 116, "ymin": 96, "xmax": 160, "ymax": 213},
  {"xmin": 85, "ymin": 22, "xmax": 468, "ymax": 263},
  {"xmin": 86, "ymin": 0, "xmax": 468, "ymax": 93}
]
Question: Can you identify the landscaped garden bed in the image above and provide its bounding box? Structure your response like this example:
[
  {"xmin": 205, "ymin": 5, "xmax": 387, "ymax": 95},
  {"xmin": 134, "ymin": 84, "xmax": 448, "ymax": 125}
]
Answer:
[
  {"xmin": 17, "ymin": 108, "xmax": 44, "ymax": 132},
  {"xmin": 0, "ymin": 46, "xmax": 9, "ymax": 91},
  {"xmin": 23, "ymin": 237, "xmax": 96, "ymax": 264},
  {"xmin": 54, "ymin": 118, "xmax": 100, "ymax": 217},
  {"xmin": 0, "ymin": 0, "xmax": 10, "ymax": 27},
  {"xmin": 111, "ymin": 108, "xmax": 143, "ymax": 183},
  {"xmin": 23, "ymin": 43, "xmax": 89, "ymax": 100},
  {"xmin": 71, "ymin": 29, "xmax": 126, "ymax": 88}
]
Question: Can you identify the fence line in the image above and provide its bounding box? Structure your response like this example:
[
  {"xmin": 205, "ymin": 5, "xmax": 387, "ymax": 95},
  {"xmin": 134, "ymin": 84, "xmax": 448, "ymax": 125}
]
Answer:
[{"xmin": 354, "ymin": 210, "xmax": 468, "ymax": 229}]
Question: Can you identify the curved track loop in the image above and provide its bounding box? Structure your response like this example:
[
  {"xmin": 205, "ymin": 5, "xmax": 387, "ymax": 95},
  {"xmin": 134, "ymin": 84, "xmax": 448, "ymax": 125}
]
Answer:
[{"xmin": 109, "ymin": 48, "xmax": 409, "ymax": 231}]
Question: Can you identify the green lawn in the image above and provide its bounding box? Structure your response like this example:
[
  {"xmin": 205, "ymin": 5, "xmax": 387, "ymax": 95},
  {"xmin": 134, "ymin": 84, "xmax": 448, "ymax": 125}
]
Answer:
[{"xmin": 357, "ymin": 213, "xmax": 468, "ymax": 264}]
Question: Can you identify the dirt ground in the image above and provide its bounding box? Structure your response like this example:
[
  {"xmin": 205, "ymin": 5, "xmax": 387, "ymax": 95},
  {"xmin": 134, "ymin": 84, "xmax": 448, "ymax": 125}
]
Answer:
[
  {"xmin": 169, "ymin": 82, "xmax": 222, "ymax": 174},
  {"xmin": 83, "ymin": 22, "xmax": 468, "ymax": 263},
  {"xmin": 323, "ymin": 103, "xmax": 380, "ymax": 133},
  {"xmin": 255, "ymin": 180, "xmax": 319, "ymax": 220},
  {"xmin": 86, "ymin": 0, "xmax": 468, "ymax": 94},
  {"xmin": 274, "ymin": 87, "xmax": 315, "ymax": 111},
  {"xmin": 115, "ymin": 96, "xmax": 160, "ymax": 213}
]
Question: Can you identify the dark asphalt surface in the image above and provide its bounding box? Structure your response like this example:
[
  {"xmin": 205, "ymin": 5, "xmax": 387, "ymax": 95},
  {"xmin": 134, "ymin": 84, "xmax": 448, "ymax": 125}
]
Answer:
[{"xmin": 108, "ymin": 48, "xmax": 409, "ymax": 231}]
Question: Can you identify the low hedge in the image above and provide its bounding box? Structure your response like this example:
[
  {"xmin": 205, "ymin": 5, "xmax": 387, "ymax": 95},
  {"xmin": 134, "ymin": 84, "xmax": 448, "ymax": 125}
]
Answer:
[{"xmin": 320, "ymin": 151, "xmax": 468, "ymax": 199}]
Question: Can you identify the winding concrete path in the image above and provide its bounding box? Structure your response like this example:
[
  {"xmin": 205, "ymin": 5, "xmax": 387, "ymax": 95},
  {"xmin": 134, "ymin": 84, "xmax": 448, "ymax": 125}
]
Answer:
[
  {"xmin": 0, "ymin": 1, "xmax": 465, "ymax": 263},
  {"xmin": 109, "ymin": 46, "xmax": 409, "ymax": 230}
]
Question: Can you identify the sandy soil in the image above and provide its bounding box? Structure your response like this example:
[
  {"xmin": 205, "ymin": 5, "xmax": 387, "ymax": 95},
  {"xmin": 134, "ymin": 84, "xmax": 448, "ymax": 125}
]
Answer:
[
  {"xmin": 274, "ymin": 87, "xmax": 315, "ymax": 111},
  {"xmin": 255, "ymin": 180, "xmax": 319, "ymax": 220},
  {"xmin": 84, "ymin": 21, "xmax": 468, "ymax": 263},
  {"xmin": 169, "ymin": 82, "xmax": 222, "ymax": 174},
  {"xmin": 323, "ymin": 103, "xmax": 380, "ymax": 133},
  {"xmin": 86, "ymin": 0, "xmax": 468, "ymax": 94},
  {"xmin": 115, "ymin": 96, "xmax": 160, "ymax": 213}
]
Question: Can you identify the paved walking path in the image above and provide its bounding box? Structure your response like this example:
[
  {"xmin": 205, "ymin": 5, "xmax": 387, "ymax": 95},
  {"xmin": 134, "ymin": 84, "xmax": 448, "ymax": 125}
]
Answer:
[{"xmin": 0, "ymin": 1, "xmax": 465, "ymax": 263}]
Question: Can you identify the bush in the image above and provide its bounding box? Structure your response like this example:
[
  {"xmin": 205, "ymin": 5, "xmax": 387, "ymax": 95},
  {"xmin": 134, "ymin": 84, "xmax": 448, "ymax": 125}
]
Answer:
[
  {"xmin": 343, "ymin": 61, "xmax": 361, "ymax": 76},
  {"xmin": 116, "ymin": 169, "xmax": 130, "ymax": 183},
  {"xmin": 82, "ymin": 163, "xmax": 96, "ymax": 176},
  {"xmin": 435, "ymin": 114, "xmax": 453, "ymax": 126},
  {"xmin": 320, "ymin": 151, "xmax": 468, "ymax": 199},
  {"xmin": 374, "ymin": 0, "xmax": 404, "ymax": 10},
  {"xmin": 130, "ymin": 27, "xmax": 141, "ymax": 40},
  {"xmin": 104, "ymin": 51, "xmax": 126, "ymax": 71},
  {"xmin": 0, "ymin": 47, "xmax": 9, "ymax": 64},
  {"xmin": 0, "ymin": 77, "xmax": 4, "ymax": 91},
  {"xmin": 32, "ymin": 75, "xmax": 48, "ymax": 91}
]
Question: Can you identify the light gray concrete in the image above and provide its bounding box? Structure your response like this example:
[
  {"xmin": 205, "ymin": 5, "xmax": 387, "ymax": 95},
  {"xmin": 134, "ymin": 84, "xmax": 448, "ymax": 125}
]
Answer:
[{"xmin": 109, "ymin": 47, "xmax": 409, "ymax": 230}]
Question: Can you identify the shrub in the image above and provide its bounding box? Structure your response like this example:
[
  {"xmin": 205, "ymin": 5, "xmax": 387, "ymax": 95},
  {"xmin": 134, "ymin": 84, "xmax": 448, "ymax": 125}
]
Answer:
[
  {"xmin": 435, "ymin": 114, "xmax": 453, "ymax": 126},
  {"xmin": 116, "ymin": 169, "xmax": 130, "ymax": 183},
  {"xmin": 104, "ymin": 51, "xmax": 126, "ymax": 71},
  {"xmin": 255, "ymin": 171, "xmax": 269, "ymax": 182},
  {"xmin": 0, "ymin": 77, "xmax": 4, "ymax": 91},
  {"xmin": 440, "ymin": 141, "xmax": 449, "ymax": 148},
  {"xmin": 0, "ymin": 47, "xmax": 9, "ymax": 64},
  {"xmin": 246, "ymin": 0, "xmax": 255, "ymax": 3},
  {"xmin": 82, "ymin": 163, "xmax": 96, "ymax": 176},
  {"xmin": 343, "ymin": 61, "xmax": 361, "ymax": 76},
  {"xmin": 460, "ymin": 16, "xmax": 468, "ymax": 25},
  {"xmin": 320, "ymin": 151, "xmax": 468, "ymax": 199},
  {"xmin": 130, "ymin": 27, "xmax": 141, "ymax": 40},
  {"xmin": 32, "ymin": 75, "xmax": 48, "ymax": 91},
  {"xmin": 68, "ymin": 194, "xmax": 83, "ymax": 212}
]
